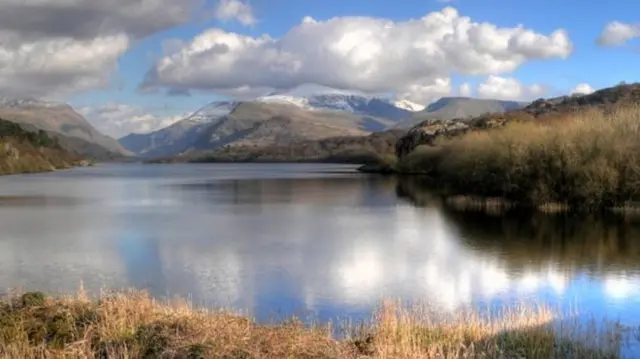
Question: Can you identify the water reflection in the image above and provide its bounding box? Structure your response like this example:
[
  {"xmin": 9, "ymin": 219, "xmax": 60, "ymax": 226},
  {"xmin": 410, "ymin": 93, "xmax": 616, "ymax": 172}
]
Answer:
[{"xmin": 0, "ymin": 164, "xmax": 638, "ymax": 326}]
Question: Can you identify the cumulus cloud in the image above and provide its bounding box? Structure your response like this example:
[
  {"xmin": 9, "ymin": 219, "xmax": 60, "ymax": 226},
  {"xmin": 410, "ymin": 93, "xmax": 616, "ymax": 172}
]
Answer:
[
  {"xmin": 597, "ymin": 21, "xmax": 640, "ymax": 47},
  {"xmin": 215, "ymin": 0, "xmax": 256, "ymax": 26},
  {"xmin": 571, "ymin": 83, "xmax": 594, "ymax": 95},
  {"xmin": 0, "ymin": 0, "xmax": 203, "ymax": 97},
  {"xmin": 396, "ymin": 77, "xmax": 453, "ymax": 105},
  {"xmin": 477, "ymin": 75, "xmax": 546, "ymax": 101},
  {"xmin": 142, "ymin": 7, "xmax": 573, "ymax": 101},
  {"xmin": 78, "ymin": 103, "xmax": 188, "ymax": 138}
]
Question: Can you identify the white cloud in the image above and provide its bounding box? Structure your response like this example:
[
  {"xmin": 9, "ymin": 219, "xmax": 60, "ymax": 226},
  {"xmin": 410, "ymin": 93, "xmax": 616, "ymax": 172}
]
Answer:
[
  {"xmin": 78, "ymin": 103, "xmax": 188, "ymax": 138},
  {"xmin": 459, "ymin": 82, "xmax": 472, "ymax": 97},
  {"xmin": 597, "ymin": 21, "xmax": 640, "ymax": 47},
  {"xmin": 215, "ymin": 0, "xmax": 256, "ymax": 26},
  {"xmin": 0, "ymin": 0, "xmax": 203, "ymax": 98},
  {"xmin": 396, "ymin": 77, "xmax": 453, "ymax": 105},
  {"xmin": 571, "ymin": 83, "xmax": 594, "ymax": 95},
  {"xmin": 142, "ymin": 7, "xmax": 572, "ymax": 101},
  {"xmin": 477, "ymin": 75, "xmax": 546, "ymax": 101}
]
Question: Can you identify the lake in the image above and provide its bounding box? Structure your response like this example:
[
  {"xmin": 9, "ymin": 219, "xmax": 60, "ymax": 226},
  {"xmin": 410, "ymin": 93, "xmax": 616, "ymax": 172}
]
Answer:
[{"xmin": 1, "ymin": 163, "xmax": 639, "ymax": 328}]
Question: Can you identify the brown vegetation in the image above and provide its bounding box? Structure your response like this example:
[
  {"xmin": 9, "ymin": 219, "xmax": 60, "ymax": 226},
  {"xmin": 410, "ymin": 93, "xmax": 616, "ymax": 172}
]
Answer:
[
  {"xmin": 147, "ymin": 130, "xmax": 404, "ymax": 165},
  {"xmin": 390, "ymin": 105, "xmax": 640, "ymax": 211},
  {"xmin": 0, "ymin": 118, "xmax": 86, "ymax": 175},
  {"xmin": 0, "ymin": 290, "xmax": 631, "ymax": 358}
]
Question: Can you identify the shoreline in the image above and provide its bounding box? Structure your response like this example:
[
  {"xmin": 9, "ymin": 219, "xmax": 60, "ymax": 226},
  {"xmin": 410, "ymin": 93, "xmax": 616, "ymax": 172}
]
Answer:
[{"xmin": 0, "ymin": 290, "xmax": 634, "ymax": 358}]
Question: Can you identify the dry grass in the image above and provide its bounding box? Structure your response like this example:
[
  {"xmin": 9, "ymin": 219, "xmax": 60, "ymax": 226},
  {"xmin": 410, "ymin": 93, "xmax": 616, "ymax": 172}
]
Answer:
[
  {"xmin": 0, "ymin": 290, "xmax": 633, "ymax": 358},
  {"xmin": 399, "ymin": 105, "xmax": 640, "ymax": 210}
]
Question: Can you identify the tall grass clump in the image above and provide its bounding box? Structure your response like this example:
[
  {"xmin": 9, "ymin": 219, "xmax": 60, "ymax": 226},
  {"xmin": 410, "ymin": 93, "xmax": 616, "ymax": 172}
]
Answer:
[
  {"xmin": 0, "ymin": 290, "xmax": 634, "ymax": 358},
  {"xmin": 400, "ymin": 106, "xmax": 640, "ymax": 210}
]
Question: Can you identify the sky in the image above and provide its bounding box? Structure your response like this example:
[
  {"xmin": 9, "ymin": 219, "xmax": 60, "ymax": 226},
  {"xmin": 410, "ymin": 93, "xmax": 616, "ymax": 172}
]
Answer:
[{"xmin": 0, "ymin": 0, "xmax": 639, "ymax": 138}]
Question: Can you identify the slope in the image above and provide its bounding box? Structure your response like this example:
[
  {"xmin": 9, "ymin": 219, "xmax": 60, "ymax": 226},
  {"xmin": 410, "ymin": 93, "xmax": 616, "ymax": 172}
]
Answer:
[
  {"xmin": 395, "ymin": 83, "xmax": 640, "ymax": 159},
  {"xmin": 0, "ymin": 118, "xmax": 85, "ymax": 175},
  {"xmin": 0, "ymin": 98, "xmax": 128, "ymax": 159},
  {"xmin": 393, "ymin": 97, "xmax": 528, "ymax": 129},
  {"xmin": 121, "ymin": 101, "xmax": 395, "ymax": 158}
]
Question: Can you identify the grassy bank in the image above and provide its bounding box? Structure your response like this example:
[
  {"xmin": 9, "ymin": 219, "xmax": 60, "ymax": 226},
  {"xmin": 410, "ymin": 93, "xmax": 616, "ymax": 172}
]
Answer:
[
  {"xmin": 0, "ymin": 290, "xmax": 632, "ymax": 358},
  {"xmin": 394, "ymin": 105, "xmax": 640, "ymax": 211}
]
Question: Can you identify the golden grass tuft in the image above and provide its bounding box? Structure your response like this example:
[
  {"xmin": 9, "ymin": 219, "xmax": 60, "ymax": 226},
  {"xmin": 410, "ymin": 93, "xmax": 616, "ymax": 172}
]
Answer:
[
  {"xmin": 0, "ymin": 290, "xmax": 634, "ymax": 358},
  {"xmin": 399, "ymin": 105, "xmax": 640, "ymax": 211}
]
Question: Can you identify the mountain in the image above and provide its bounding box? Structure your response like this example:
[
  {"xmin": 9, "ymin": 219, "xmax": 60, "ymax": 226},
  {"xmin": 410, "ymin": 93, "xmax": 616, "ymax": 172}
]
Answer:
[
  {"xmin": 119, "ymin": 101, "xmax": 237, "ymax": 157},
  {"xmin": 183, "ymin": 101, "xmax": 239, "ymax": 124},
  {"xmin": 120, "ymin": 101, "xmax": 396, "ymax": 158},
  {"xmin": 0, "ymin": 96, "xmax": 128, "ymax": 159},
  {"xmin": 393, "ymin": 97, "xmax": 529, "ymax": 129},
  {"xmin": 257, "ymin": 93, "xmax": 414, "ymax": 120},
  {"xmin": 0, "ymin": 117, "xmax": 87, "ymax": 175}
]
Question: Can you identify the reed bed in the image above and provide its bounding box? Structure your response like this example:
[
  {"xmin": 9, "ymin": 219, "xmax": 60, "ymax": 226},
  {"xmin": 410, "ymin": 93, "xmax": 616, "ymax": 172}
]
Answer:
[{"xmin": 0, "ymin": 289, "xmax": 634, "ymax": 358}]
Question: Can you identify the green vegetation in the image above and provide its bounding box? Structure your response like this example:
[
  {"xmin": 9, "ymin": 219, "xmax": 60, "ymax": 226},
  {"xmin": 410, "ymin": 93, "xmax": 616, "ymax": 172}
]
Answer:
[
  {"xmin": 390, "ymin": 105, "xmax": 640, "ymax": 211},
  {"xmin": 0, "ymin": 290, "xmax": 633, "ymax": 358},
  {"xmin": 0, "ymin": 118, "xmax": 85, "ymax": 175},
  {"xmin": 0, "ymin": 119, "xmax": 58, "ymax": 148}
]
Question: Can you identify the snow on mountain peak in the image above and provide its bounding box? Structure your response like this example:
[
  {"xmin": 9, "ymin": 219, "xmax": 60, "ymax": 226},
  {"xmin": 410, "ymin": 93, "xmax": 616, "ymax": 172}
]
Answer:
[
  {"xmin": 393, "ymin": 99, "xmax": 425, "ymax": 112},
  {"xmin": 256, "ymin": 95, "xmax": 311, "ymax": 109},
  {"xmin": 185, "ymin": 101, "xmax": 238, "ymax": 124}
]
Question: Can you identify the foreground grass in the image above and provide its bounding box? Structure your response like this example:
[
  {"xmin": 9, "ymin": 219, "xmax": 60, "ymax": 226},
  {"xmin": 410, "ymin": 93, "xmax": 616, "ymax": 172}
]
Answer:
[
  {"xmin": 0, "ymin": 290, "xmax": 633, "ymax": 358},
  {"xmin": 397, "ymin": 105, "xmax": 640, "ymax": 211}
]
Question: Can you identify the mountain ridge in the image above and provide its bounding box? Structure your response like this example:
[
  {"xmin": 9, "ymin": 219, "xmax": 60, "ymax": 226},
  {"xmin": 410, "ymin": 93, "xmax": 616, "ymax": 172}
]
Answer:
[
  {"xmin": 0, "ymin": 96, "xmax": 129, "ymax": 159},
  {"xmin": 119, "ymin": 99, "xmax": 399, "ymax": 158},
  {"xmin": 393, "ymin": 97, "xmax": 529, "ymax": 129}
]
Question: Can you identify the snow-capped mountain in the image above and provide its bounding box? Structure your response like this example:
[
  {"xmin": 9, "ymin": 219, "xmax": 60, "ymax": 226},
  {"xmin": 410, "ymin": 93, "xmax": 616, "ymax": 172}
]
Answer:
[
  {"xmin": 255, "ymin": 95, "xmax": 311, "ymax": 109},
  {"xmin": 256, "ymin": 93, "xmax": 413, "ymax": 121},
  {"xmin": 184, "ymin": 101, "xmax": 238, "ymax": 124},
  {"xmin": 393, "ymin": 99, "xmax": 425, "ymax": 112}
]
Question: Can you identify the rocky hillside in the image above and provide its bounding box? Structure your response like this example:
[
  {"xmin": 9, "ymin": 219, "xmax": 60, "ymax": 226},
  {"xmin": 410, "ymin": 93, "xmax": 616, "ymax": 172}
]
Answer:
[
  {"xmin": 121, "ymin": 101, "xmax": 396, "ymax": 158},
  {"xmin": 395, "ymin": 83, "xmax": 640, "ymax": 159},
  {"xmin": 393, "ymin": 97, "xmax": 528, "ymax": 129},
  {"xmin": 0, "ymin": 97, "xmax": 129, "ymax": 159},
  {"xmin": 151, "ymin": 130, "xmax": 404, "ymax": 164},
  {"xmin": 0, "ymin": 118, "xmax": 86, "ymax": 175}
]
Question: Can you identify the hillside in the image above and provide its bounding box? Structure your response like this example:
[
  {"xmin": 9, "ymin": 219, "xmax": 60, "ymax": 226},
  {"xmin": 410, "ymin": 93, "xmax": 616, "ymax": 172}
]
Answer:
[
  {"xmin": 121, "ymin": 101, "xmax": 395, "ymax": 158},
  {"xmin": 150, "ymin": 130, "xmax": 404, "ymax": 164},
  {"xmin": 393, "ymin": 97, "xmax": 528, "ymax": 129},
  {"xmin": 0, "ymin": 118, "xmax": 85, "ymax": 175},
  {"xmin": 0, "ymin": 98, "xmax": 129, "ymax": 159},
  {"xmin": 360, "ymin": 83, "xmax": 640, "ymax": 210},
  {"xmin": 395, "ymin": 83, "xmax": 640, "ymax": 159}
]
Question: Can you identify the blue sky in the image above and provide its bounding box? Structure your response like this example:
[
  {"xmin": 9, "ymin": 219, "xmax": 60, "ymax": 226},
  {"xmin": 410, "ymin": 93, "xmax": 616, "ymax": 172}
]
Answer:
[{"xmin": 1, "ymin": 0, "xmax": 639, "ymax": 137}]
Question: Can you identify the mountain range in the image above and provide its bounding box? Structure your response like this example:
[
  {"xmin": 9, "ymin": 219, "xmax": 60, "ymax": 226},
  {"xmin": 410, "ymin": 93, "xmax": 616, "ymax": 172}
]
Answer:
[
  {"xmin": 120, "ymin": 93, "xmax": 526, "ymax": 159},
  {"xmin": 0, "ymin": 90, "xmax": 531, "ymax": 165}
]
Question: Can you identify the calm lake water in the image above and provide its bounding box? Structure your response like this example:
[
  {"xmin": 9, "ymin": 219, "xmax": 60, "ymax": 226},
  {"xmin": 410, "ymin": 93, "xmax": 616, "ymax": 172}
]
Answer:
[{"xmin": 1, "ymin": 163, "xmax": 640, "ymax": 329}]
